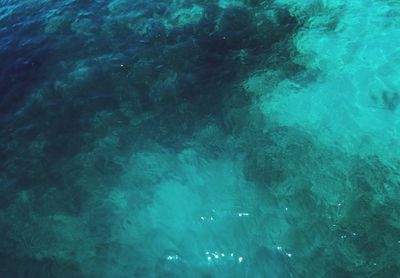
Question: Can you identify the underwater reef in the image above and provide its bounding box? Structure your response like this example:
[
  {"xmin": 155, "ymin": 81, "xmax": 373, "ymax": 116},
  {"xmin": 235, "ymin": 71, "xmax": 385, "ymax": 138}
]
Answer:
[{"xmin": 0, "ymin": 0, "xmax": 400, "ymax": 277}]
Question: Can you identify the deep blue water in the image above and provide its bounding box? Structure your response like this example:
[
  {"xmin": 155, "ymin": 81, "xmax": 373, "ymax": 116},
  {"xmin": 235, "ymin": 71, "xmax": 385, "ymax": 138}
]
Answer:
[{"xmin": 1, "ymin": 0, "xmax": 400, "ymax": 277}]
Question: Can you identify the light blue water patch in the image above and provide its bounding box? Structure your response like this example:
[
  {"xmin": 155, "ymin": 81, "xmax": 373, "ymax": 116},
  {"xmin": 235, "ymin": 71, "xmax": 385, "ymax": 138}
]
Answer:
[{"xmin": 258, "ymin": 0, "xmax": 400, "ymax": 162}]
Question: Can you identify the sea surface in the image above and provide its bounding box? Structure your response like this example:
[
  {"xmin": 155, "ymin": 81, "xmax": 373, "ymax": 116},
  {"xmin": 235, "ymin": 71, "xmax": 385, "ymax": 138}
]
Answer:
[{"xmin": 1, "ymin": 0, "xmax": 400, "ymax": 277}]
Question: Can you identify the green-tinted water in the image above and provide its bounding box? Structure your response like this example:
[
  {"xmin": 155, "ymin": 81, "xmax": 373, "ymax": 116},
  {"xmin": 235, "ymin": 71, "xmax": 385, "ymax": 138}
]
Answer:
[{"xmin": 0, "ymin": 0, "xmax": 399, "ymax": 277}]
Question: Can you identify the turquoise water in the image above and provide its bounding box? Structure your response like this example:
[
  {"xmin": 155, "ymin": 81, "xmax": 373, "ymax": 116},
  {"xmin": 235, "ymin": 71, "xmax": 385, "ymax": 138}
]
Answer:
[{"xmin": 1, "ymin": 0, "xmax": 400, "ymax": 277}]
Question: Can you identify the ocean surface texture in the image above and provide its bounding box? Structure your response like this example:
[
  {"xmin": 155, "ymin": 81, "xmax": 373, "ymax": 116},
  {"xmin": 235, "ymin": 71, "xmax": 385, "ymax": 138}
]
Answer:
[{"xmin": 1, "ymin": 0, "xmax": 400, "ymax": 277}]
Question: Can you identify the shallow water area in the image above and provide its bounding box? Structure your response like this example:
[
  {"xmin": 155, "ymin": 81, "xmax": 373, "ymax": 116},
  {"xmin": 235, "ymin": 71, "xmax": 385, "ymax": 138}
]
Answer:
[{"xmin": 0, "ymin": 0, "xmax": 400, "ymax": 277}]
